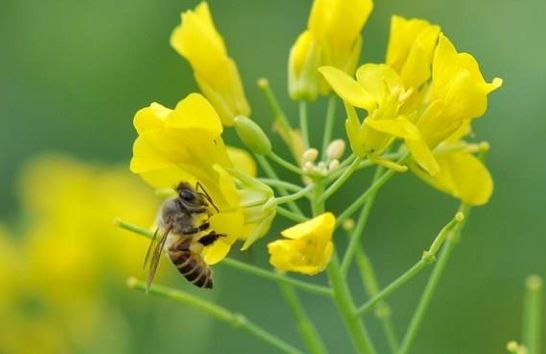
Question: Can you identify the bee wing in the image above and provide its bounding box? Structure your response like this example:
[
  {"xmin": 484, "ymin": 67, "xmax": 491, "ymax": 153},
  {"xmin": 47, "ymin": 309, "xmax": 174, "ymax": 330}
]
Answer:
[
  {"xmin": 145, "ymin": 226, "xmax": 171, "ymax": 293},
  {"xmin": 143, "ymin": 227, "xmax": 160, "ymax": 270}
]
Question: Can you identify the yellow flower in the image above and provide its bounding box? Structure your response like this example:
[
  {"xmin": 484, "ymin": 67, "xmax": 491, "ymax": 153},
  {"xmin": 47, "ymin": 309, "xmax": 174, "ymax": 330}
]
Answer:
[
  {"xmin": 288, "ymin": 0, "xmax": 373, "ymax": 99},
  {"xmin": 171, "ymin": 2, "xmax": 250, "ymax": 125},
  {"xmin": 130, "ymin": 93, "xmax": 274, "ymax": 261},
  {"xmin": 19, "ymin": 155, "xmax": 160, "ymax": 297},
  {"xmin": 319, "ymin": 64, "xmax": 438, "ymax": 174},
  {"xmin": 386, "ymin": 16, "xmax": 441, "ymax": 90},
  {"xmin": 320, "ymin": 29, "xmax": 502, "ymax": 177},
  {"xmin": 268, "ymin": 213, "xmax": 335, "ymax": 275},
  {"xmin": 288, "ymin": 31, "xmax": 322, "ymax": 101},
  {"xmin": 416, "ymin": 34, "xmax": 503, "ymax": 149},
  {"xmin": 308, "ymin": 0, "xmax": 373, "ymax": 71},
  {"xmin": 411, "ymin": 122, "xmax": 493, "ymax": 205}
]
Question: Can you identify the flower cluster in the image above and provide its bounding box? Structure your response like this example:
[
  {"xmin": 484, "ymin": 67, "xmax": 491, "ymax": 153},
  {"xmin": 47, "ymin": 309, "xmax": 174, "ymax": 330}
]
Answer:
[
  {"xmin": 129, "ymin": 0, "xmax": 500, "ymax": 283},
  {"xmin": 124, "ymin": 0, "xmax": 504, "ymax": 352}
]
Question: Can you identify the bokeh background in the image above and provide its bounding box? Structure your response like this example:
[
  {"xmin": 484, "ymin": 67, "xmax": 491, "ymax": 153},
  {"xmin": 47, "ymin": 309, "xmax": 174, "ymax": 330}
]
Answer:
[{"xmin": 1, "ymin": 0, "xmax": 545, "ymax": 353}]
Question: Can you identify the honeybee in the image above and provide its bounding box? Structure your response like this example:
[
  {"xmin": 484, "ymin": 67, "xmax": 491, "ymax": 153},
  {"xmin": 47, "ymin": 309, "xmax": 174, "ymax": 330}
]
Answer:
[{"xmin": 143, "ymin": 182, "xmax": 223, "ymax": 291}]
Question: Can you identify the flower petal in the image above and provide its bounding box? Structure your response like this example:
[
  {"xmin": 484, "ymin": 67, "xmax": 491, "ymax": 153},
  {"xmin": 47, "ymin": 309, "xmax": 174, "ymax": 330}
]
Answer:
[
  {"xmin": 412, "ymin": 151, "xmax": 493, "ymax": 205},
  {"xmin": 319, "ymin": 66, "xmax": 375, "ymax": 110},
  {"xmin": 226, "ymin": 146, "xmax": 257, "ymax": 177}
]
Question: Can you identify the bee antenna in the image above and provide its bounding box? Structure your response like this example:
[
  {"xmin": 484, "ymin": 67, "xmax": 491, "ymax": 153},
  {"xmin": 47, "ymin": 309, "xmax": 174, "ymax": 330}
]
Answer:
[{"xmin": 196, "ymin": 182, "xmax": 219, "ymax": 213}]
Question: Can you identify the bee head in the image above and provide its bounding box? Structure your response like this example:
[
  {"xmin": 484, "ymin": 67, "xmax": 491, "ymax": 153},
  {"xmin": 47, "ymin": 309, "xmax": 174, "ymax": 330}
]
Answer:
[{"xmin": 176, "ymin": 182, "xmax": 208, "ymax": 211}]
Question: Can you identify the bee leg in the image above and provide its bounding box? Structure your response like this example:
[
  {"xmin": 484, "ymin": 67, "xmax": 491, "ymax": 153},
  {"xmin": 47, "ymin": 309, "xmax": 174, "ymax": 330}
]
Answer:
[
  {"xmin": 181, "ymin": 222, "xmax": 210, "ymax": 235},
  {"xmin": 198, "ymin": 231, "xmax": 225, "ymax": 246}
]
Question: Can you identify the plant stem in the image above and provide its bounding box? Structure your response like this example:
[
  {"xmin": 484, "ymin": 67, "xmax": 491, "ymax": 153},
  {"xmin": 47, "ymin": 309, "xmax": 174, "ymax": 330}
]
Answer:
[
  {"xmin": 299, "ymin": 101, "xmax": 310, "ymax": 150},
  {"xmin": 269, "ymin": 152, "xmax": 306, "ymax": 175},
  {"xmin": 221, "ymin": 258, "xmax": 332, "ymax": 297},
  {"xmin": 320, "ymin": 157, "xmax": 363, "ymax": 203},
  {"xmin": 255, "ymin": 155, "xmax": 303, "ymax": 215},
  {"xmin": 356, "ymin": 248, "xmax": 399, "ymax": 353},
  {"xmin": 259, "ymin": 178, "xmax": 303, "ymax": 193},
  {"xmin": 356, "ymin": 259, "xmax": 430, "ymax": 317},
  {"xmin": 523, "ymin": 275, "xmax": 543, "ymax": 354},
  {"xmin": 271, "ymin": 184, "xmax": 313, "ymax": 207},
  {"xmin": 397, "ymin": 238, "xmax": 455, "ymax": 354},
  {"xmin": 322, "ymin": 95, "xmax": 337, "ymax": 159},
  {"xmin": 397, "ymin": 203, "xmax": 470, "ymax": 354},
  {"xmin": 128, "ymin": 278, "xmax": 304, "ymax": 354},
  {"xmin": 115, "ymin": 218, "xmax": 154, "ymax": 238},
  {"xmin": 280, "ymin": 282, "xmax": 329, "ymax": 354},
  {"xmin": 258, "ymin": 78, "xmax": 298, "ymax": 160},
  {"xmin": 277, "ymin": 206, "xmax": 309, "ymax": 222},
  {"xmin": 336, "ymin": 166, "xmax": 398, "ymax": 228},
  {"xmin": 311, "ymin": 182, "xmax": 325, "ymax": 215},
  {"xmin": 341, "ymin": 166, "xmax": 384, "ymax": 275},
  {"xmin": 326, "ymin": 253, "xmax": 377, "ymax": 354}
]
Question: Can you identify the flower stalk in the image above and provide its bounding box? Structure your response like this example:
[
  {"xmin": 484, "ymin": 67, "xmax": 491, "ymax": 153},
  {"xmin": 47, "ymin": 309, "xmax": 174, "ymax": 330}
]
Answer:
[
  {"xmin": 523, "ymin": 275, "xmax": 542, "ymax": 354},
  {"xmin": 128, "ymin": 278, "xmax": 304, "ymax": 354}
]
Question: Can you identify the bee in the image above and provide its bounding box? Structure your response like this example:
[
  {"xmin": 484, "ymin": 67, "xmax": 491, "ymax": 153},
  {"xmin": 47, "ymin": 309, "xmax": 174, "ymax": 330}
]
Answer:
[{"xmin": 143, "ymin": 182, "xmax": 223, "ymax": 291}]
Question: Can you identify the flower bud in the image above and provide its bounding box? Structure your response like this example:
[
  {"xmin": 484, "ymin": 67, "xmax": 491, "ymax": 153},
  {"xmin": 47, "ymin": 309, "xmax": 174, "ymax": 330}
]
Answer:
[
  {"xmin": 288, "ymin": 31, "xmax": 322, "ymax": 101},
  {"xmin": 302, "ymin": 148, "xmax": 319, "ymax": 163},
  {"xmin": 233, "ymin": 116, "xmax": 272, "ymax": 156},
  {"xmin": 326, "ymin": 139, "xmax": 346, "ymax": 160}
]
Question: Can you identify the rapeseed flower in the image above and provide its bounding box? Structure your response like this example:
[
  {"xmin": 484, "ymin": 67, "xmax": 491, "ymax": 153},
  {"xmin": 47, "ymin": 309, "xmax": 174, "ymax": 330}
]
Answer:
[
  {"xmin": 288, "ymin": 0, "xmax": 373, "ymax": 100},
  {"xmin": 411, "ymin": 122, "xmax": 493, "ymax": 205},
  {"xmin": 268, "ymin": 213, "xmax": 335, "ymax": 275},
  {"xmin": 130, "ymin": 93, "xmax": 275, "ymax": 261},
  {"xmin": 320, "ymin": 20, "xmax": 501, "ymax": 177},
  {"xmin": 171, "ymin": 2, "xmax": 250, "ymax": 125}
]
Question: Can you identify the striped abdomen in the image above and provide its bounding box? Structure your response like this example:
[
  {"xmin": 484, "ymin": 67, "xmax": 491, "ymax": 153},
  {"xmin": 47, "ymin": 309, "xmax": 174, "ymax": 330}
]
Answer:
[{"xmin": 168, "ymin": 248, "xmax": 213, "ymax": 289}]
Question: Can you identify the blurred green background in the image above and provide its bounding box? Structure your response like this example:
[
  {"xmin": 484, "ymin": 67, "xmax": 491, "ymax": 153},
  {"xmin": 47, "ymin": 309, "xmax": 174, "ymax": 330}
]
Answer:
[{"xmin": 1, "ymin": 0, "xmax": 545, "ymax": 353}]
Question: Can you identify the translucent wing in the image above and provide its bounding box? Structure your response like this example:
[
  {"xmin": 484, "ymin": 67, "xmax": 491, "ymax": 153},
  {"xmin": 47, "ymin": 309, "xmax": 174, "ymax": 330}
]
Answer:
[
  {"xmin": 145, "ymin": 225, "xmax": 171, "ymax": 293},
  {"xmin": 143, "ymin": 227, "xmax": 160, "ymax": 270}
]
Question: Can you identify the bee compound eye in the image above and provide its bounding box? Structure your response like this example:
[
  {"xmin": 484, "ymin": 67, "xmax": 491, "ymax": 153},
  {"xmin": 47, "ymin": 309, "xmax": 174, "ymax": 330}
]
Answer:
[{"xmin": 180, "ymin": 189, "xmax": 196, "ymax": 202}]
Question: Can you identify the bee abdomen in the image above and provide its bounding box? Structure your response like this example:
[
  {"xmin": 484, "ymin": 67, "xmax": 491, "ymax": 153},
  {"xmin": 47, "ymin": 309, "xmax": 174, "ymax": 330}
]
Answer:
[{"xmin": 169, "ymin": 250, "xmax": 213, "ymax": 289}]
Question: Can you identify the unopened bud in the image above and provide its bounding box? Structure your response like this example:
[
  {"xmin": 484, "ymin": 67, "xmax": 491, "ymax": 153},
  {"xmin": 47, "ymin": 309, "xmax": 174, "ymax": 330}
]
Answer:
[
  {"xmin": 288, "ymin": 31, "xmax": 321, "ymax": 101},
  {"xmin": 234, "ymin": 116, "xmax": 272, "ymax": 156},
  {"xmin": 328, "ymin": 159, "xmax": 340, "ymax": 171},
  {"xmin": 317, "ymin": 162, "xmax": 327, "ymax": 175},
  {"xmin": 303, "ymin": 161, "xmax": 314, "ymax": 173},
  {"xmin": 326, "ymin": 139, "xmax": 346, "ymax": 160},
  {"xmin": 302, "ymin": 148, "xmax": 319, "ymax": 163}
]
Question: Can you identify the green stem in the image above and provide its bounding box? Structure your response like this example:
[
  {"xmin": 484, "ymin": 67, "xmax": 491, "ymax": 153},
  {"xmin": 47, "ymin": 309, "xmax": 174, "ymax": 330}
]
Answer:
[
  {"xmin": 280, "ymin": 282, "xmax": 329, "ymax": 354},
  {"xmin": 221, "ymin": 258, "xmax": 331, "ymax": 297},
  {"xmin": 322, "ymin": 95, "xmax": 337, "ymax": 159},
  {"xmin": 299, "ymin": 101, "xmax": 310, "ymax": 150},
  {"xmin": 269, "ymin": 152, "xmax": 305, "ymax": 175},
  {"xmin": 341, "ymin": 166, "xmax": 384, "ymax": 275},
  {"xmin": 258, "ymin": 178, "xmax": 303, "ymax": 193},
  {"xmin": 356, "ymin": 259, "xmax": 430, "ymax": 317},
  {"xmin": 311, "ymin": 182, "xmax": 325, "ymax": 215},
  {"xmin": 258, "ymin": 78, "xmax": 298, "ymax": 160},
  {"xmin": 271, "ymin": 185, "xmax": 313, "ymax": 207},
  {"xmin": 336, "ymin": 166, "xmax": 398, "ymax": 228},
  {"xmin": 256, "ymin": 155, "xmax": 303, "ymax": 215},
  {"xmin": 115, "ymin": 218, "xmax": 154, "ymax": 238},
  {"xmin": 128, "ymin": 278, "xmax": 304, "ymax": 354},
  {"xmin": 355, "ymin": 248, "xmax": 399, "ymax": 353},
  {"xmin": 320, "ymin": 157, "xmax": 363, "ymax": 203},
  {"xmin": 397, "ymin": 238, "xmax": 456, "ymax": 354},
  {"xmin": 327, "ymin": 253, "xmax": 377, "ymax": 354},
  {"xmin": 277, "ymin": 206, "xmax": 309, "ymax": 222},
  {"xmin": 523, "ymin": 275, "xmax": 543, "ymax": 354},
  {"xmin": 397, "ymin": 204, "xmax": 470, "ymax": 354}
]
